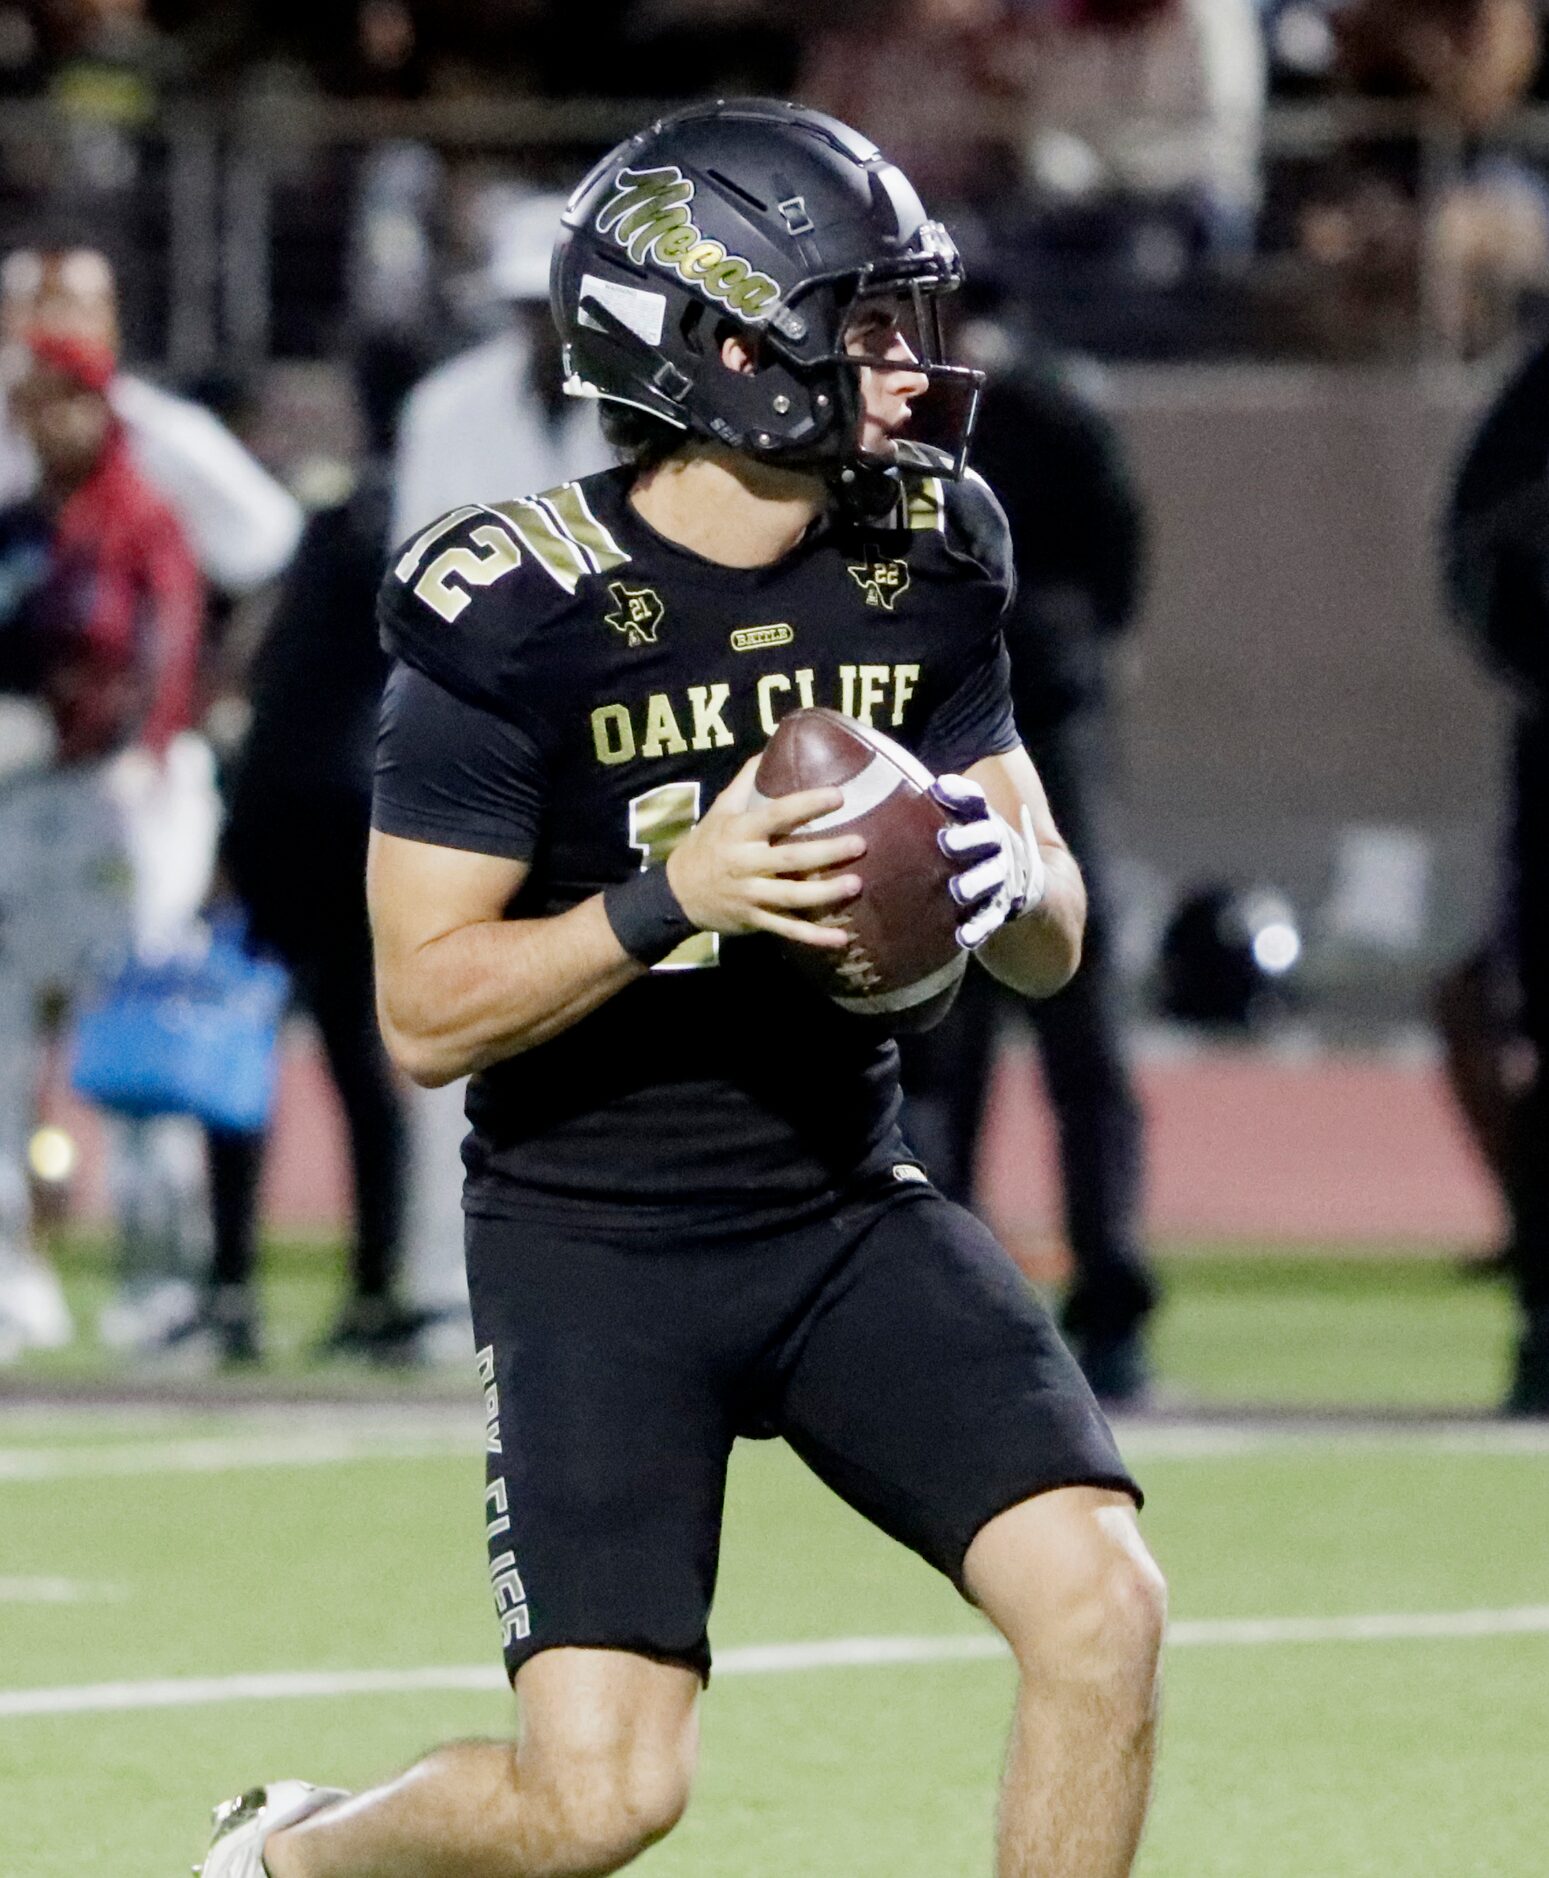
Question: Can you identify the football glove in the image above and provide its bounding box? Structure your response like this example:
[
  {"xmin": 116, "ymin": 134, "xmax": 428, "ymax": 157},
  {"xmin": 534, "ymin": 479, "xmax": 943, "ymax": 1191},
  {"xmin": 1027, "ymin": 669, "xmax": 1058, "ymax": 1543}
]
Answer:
[{"xmin": 931, "ymin": 773, "xmax": 1047, "ymax": 950}]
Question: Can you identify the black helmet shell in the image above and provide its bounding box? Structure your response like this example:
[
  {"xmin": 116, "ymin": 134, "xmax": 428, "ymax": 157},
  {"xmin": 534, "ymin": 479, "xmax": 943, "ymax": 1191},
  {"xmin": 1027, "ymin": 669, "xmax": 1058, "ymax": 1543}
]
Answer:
[{"xmin": 552, "ymin": 98, "xmax": 976, "ymax": 472}]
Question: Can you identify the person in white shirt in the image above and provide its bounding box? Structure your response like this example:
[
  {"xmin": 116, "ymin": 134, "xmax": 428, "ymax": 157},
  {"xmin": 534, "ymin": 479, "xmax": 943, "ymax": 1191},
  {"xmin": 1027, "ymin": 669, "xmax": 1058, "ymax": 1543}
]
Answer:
[
  {"xmin": 1009, "ymin": 0, "xmax": 1267, "ymax": 262},
  {"xmin": 0, "ymin": 248, "xmax": 302, "ymax": 597},
  {"xmin": 391, "ymin": 189, "xmax": 610, "ymax": 1352},
  {"xmin": 391, "ymin": 191, "xmax": 607, "ymax": 539}
]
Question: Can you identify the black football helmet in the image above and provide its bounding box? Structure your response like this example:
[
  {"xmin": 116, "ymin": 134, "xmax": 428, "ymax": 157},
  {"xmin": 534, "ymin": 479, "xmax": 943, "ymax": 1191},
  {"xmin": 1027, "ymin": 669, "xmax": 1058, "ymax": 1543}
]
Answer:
[
  {"xmin": 1157, "ymin": 884, "xmax": 1302, "ymax": 1031},
  {"xmin": 551, "ymin": 98, "xmax": 983, "ymax": 481}
]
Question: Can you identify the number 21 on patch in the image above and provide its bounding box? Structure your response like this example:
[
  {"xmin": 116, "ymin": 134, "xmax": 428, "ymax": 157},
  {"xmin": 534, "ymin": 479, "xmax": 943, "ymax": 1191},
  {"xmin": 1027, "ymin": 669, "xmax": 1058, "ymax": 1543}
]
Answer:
[{"xmin": 627, "ymin": 782, "xmax": 719, "ymax": 971}]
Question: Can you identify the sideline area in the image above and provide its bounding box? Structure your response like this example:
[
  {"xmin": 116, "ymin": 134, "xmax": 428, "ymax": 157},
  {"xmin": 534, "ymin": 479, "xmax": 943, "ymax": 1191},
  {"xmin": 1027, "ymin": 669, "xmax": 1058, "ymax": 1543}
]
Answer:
[{"xmin": 36, "ymin": 1035, "xmax": 1502, "ymax": 1255}]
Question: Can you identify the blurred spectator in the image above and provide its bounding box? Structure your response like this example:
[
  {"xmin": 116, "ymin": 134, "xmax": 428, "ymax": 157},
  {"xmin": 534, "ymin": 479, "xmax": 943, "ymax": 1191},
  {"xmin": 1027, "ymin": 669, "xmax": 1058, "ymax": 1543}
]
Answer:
[
  {"xmin": 0, "ymin": 242, "xmax": 299, "ymax": 1356},
  {"xmin": 616, "ymin": 0, "xmax": 799, "ymax": 100},
  {"xmin": 798, "ymin": 0, "xmax": 1016, "ymax": 207},
  {"xmin": 348, "ymin": 142, "xmax": 443, "ymax": 345},
  {"xmin": 197, "ymin": 340, "xmax": 426, "ymax": 1367},
  {"xmin": 0, "ymin": 247, "xmax": 303, "ymax": 595},
  {"xmin": 46, "ymin": 0, "xmax": 181, "ymax": 118},
  {"xmin": 39, "ymin": 0, "xmax": 186, "ymax": 351},
  {"xmin": 0, "ymin": 327, "xmax": 209, "ymax": 1363},
  {"xmin": 390, "ymin": 186, "xmax": 610, "ymax": 1353},
  {"xmin": 329, "ymin": 0, "xmax": 431, "ymax": 100},
  {"xmin": 0, "ymin": 3, "xmax": 42, "ymax": 95},
  {"xmin": 392, "ymin": 187, "xmax": 606, "ymax": 539},
  {"xmin": 1004, "ymin": 0, "xmax": 1268, "ymax": 269},
  {"xmin": 1445, "ymin": 325, "xmax": 1549, "ymax": 1414},
  {"xmin": 1300, "ymin": 0, "xmax": 1547, "ymax": 352},
  {"xmin": 1262, "ymin": 0, "xmax": 1341, "ymax": 100},
  {"xmin": 1337, "ymin": 0, "xmax": 1539, "ymax": 130},
  {"xmin": 898, "ymin": 310, "xmax": 1158, "ymax": 1402},
  {"xmin": 1431, "ymin": 941, "xmax": 1525, "ymax": 1277}
]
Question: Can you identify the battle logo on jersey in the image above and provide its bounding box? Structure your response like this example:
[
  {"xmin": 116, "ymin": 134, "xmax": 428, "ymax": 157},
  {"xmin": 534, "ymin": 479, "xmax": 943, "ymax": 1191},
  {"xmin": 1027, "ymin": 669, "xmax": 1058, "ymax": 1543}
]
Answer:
[
  {"xmin": 595, "ymin": 166, "xmax": 782, "ymax": 322},
  {"xmin": 730, "ymin": 623, "xmax": 794, "ymax": 652},
  {"xmin": 605, "ymin": 581, "xmax": 665, "ymax": 647},
  {"xmin": 848, "ymin": 557, "xmax": 911, "ymax": 612}
]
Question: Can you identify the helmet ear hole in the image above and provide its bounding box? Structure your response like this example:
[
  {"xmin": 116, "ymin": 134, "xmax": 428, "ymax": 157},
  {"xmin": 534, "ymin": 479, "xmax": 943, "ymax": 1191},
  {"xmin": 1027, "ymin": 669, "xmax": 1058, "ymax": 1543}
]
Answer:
[{"xmin": 713, "ymin": 318, "xmax": 763, "ymax": 375}]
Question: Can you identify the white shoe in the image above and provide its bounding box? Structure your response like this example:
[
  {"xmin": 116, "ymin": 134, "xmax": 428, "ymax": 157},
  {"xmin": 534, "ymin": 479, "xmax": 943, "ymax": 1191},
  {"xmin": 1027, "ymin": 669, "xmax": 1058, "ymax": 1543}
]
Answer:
[
  {"xmin": 0, "ymin": 1248, "xmax": 75, "ymax": 1352},
  {"xmin": 198, "ymin": 1781, "xmax": 349, "ymax": 1878},
  {"xmin": 99, "ymin": 1278, "xmax": 197, "ymax": 1354}
]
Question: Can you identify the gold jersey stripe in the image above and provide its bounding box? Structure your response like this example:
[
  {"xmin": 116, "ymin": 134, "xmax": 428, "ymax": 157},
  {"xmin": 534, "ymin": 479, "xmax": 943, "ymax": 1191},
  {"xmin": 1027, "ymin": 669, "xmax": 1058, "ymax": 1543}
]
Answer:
[
  {"xmin": 487, "ymin": 500, "xmax": 590, "ymax": 594},
  {"xmin": 394, "ymin": 505, "xmax": 480, "ymax": 582},
  {"xmin": 905, "ymin": 477, "xmax": 946, "ymax": 533},
  {"xmin": 539, "ymin": 482, "xmax": 630, "ymax": 574}
]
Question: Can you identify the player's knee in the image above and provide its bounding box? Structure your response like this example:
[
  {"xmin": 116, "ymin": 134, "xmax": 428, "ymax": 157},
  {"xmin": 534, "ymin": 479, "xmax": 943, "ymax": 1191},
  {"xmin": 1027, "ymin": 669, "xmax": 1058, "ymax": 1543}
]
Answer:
[
  {"xmin": 1086, "ymin": 1539, "xmax": 1167, "ymax": 1693},
  {"xmin": 1045, "ymin": 1538, "xmax": 1165, "ymax": 1709},
  {"xmin": 608, "ymin": 1738, "xmax": 694, "ymax": 1850},
  {"xmin": 972, "ymin": 1493, "xmax": 1166, "ymax": 1701},
  {"xmin": 525, "ymin": 1720, "xmax": 695, "ymax": 1867},
  {"xmin": 559, "ymin": 1747, "xmax": 692, "ymax": 1867}
]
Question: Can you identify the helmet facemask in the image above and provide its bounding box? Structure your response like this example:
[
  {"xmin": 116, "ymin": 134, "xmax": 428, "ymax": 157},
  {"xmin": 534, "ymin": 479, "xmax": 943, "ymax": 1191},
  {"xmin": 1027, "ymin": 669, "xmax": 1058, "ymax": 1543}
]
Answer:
[{"xmin": 807, "ymin": 270, "xmax": 984, "ymax": 484}]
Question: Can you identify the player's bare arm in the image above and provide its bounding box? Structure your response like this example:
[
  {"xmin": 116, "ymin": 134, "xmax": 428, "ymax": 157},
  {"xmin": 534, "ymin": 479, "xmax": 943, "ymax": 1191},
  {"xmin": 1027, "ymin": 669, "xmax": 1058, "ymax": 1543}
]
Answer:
[
  {"xmin": 369, "ymin": 833, "xmax": 635, "ymax": 1085},
  {"xmin": 368, "ymin": 767, "xmax": 864, "ymax": 1085},
  {"xmin": 965, "ymin": 744, "xmax": 1087, "ymax": 997}
]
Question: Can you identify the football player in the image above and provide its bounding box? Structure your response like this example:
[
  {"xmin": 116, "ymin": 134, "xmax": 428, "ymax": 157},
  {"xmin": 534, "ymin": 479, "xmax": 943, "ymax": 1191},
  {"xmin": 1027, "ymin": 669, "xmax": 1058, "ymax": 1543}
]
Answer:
[{"xmin": 202, "ymin": 100, "xmax": 1164, "ymax": 1878}]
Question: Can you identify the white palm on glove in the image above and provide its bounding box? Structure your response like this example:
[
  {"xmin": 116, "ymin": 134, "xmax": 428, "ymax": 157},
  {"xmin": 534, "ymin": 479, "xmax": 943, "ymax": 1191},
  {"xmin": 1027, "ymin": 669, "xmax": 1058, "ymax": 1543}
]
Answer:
[{"xmin": 930, "ymin": 773, "xmax": 1047, "ymax": 950}]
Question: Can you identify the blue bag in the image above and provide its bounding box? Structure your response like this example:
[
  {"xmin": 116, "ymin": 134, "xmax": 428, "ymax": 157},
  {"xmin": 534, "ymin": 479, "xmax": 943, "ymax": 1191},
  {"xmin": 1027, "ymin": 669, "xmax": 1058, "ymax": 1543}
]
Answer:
[{"xmin": 70, "ymin": 925, "xmax": 291, "ymax": 1132}]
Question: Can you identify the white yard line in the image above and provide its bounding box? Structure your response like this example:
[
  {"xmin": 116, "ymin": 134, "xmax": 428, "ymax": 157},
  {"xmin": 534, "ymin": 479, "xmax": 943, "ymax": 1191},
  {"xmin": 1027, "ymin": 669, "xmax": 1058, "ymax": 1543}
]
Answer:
[
  {"xmin": 3, "ymin": 1609, "xmax": 1548, "ymax": 1719},
  {"xmin": 0, "ymin": 1431, "xmax": 478, "ymax": 1480},
  {"xmin": 0, "ymin": 1414, "xmax": 1546, "ymax": 1480},
  {"xmin": 0, "ymin": 1412, "xmax": 1545, "ymax": 1481},
  {"xmin": 1168, "ymin": 1608, "xmax": 1549, "ymax": 1646},
  {"xmin": 0, "ymin": 1578, "xmax": 124, "ymax": 1603},
  {"xmin": 1112, "ymin": 1421, "xmax": 1549, "ymax": 1458},
  {"xmin": 0, "ymin": 1667, "xmax": 509, "ymax": 1718}
]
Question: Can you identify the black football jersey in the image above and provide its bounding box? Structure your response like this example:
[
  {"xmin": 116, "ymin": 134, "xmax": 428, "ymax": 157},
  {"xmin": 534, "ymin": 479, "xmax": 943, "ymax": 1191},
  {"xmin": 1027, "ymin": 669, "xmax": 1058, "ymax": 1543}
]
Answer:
[{"xmin": 374, "ymin": 452, "xmax": 1019, "ymax": 1225}]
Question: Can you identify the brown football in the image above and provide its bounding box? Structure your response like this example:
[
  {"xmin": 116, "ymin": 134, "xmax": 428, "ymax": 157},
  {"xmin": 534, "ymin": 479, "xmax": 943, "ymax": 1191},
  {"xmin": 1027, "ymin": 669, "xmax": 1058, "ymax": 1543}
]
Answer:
[{"xmin": 752, "ymin": 707, "xmax": 967, "ymax": 1024}]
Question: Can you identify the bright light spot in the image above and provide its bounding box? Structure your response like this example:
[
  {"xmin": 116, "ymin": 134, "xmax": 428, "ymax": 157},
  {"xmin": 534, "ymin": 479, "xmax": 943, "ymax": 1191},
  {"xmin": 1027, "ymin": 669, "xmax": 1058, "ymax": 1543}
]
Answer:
[
  {"xmin": 28, "ymin": 1127, "xmax": 78, "ymax": 1185},
  {"xmin": 1274, "ymin": 6, "xmax": 1335, "ymax": 76},
  {"xmin": 1253, "ymin": 923, "xmax": 1301, "ymax": 976}
]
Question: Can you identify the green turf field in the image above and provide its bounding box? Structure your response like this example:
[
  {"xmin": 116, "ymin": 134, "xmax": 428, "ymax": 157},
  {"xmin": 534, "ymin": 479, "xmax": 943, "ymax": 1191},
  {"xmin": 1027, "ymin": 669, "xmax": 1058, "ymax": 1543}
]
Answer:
[{"xmin": 2, "ymin": 1248, "xmax": 1546, "ymax": 1876}]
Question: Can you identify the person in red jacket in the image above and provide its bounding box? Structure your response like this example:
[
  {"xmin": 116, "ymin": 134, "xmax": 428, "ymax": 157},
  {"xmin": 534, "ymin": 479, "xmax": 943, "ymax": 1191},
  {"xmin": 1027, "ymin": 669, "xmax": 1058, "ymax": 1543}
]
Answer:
[
  {"xmin": 5, "ymin": 330, "xmax": 202, "ymax": 757},
  {"xmin": 0, "ymin": 327, "xmax": 212, "ymax": 1361}
]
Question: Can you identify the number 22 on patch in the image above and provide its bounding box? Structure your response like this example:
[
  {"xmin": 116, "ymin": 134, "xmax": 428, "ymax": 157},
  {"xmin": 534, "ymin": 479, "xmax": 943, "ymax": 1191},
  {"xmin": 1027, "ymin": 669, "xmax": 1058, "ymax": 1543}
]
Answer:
[{"xmin": 627, "ymin": 782, "xmax": 719, "ymax": 972}]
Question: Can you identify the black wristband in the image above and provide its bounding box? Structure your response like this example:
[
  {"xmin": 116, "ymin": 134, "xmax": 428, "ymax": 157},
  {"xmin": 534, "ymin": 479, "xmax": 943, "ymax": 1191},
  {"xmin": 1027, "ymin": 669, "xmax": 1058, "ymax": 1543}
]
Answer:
[{"xmin": 603, "ymin": 866, "xmax": 700, "ymax": 966}]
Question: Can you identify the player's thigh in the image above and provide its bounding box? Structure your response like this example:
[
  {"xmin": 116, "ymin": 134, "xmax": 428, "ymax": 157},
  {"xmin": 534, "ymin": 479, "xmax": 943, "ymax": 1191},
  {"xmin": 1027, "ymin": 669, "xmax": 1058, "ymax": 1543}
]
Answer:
[
  {"xmin": 468, "ymin": 1214, "xmax": 736, "ymax": 1684},
  {"xmin": 775, "ymin": 1191, "xmax": 1139, "ymax": 1588}
]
